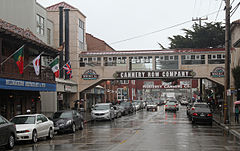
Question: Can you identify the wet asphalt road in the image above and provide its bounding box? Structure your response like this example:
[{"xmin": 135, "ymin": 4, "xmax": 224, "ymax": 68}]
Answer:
[{"xmin": 11, "ymin": 106, "xmax": 240, "ymax": 151}]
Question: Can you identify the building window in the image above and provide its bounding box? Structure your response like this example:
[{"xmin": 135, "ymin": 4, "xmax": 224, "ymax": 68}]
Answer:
[
  {"xmin": 120, "ymin": 80, "xmax": 129, "ymax": 84},
  {"xmin": 169, "ymin": 55, "xmax": 174, "ymax": 60},
  {"xmin": 41, "ymin": 56, "xmax": 53, "ymax": 67},
  {"xmin": 117, "ymin": 88, "xmax": 128, "ymax": 101},
  {"xmin": 47, "ymin": 28, "xmax": 51, "ymax": 44},
  {"xmin": 78, "ymin": 19, "xmax": 85, "ymax": 49},
  {"xmin": 36, "ymin": 14, "xmax": 44, "ymax": 35},
  {"xmin": 131, "ymin": 80, "xmax": 135, "ymax": 85},
  {"xmin": 208, "ymin": 54, "xmax": 225, "ymax": 64}
]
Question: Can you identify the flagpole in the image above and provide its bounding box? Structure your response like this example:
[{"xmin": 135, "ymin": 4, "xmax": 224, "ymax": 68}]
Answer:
[
  {"xmin": 0, "ymin": 45, "xmax": 25, "ymax": 66},
  {"xmin": 23, "ymin": 51, "xmax": 45, "ymax": 70}
]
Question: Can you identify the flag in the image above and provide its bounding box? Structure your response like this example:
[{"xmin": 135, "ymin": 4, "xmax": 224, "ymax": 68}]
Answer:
[
  {"xmin": 32, "ymin": 54, "xmax": 41, "ymax": 76},
  {"xmin": 49, "ymin": 57, "xmax": 59, "ymax": 78},
  {"xmin": 63, "ymin": 61, "xmax": 72, "ymax": 79},
  {"xmin": 13, "ymin": 45, "xmax": 24, "ymax": 74}
]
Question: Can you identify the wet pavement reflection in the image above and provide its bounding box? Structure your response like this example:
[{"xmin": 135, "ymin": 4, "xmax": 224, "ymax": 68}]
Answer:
[{"xmin": 11, "ymin": 106, "xmax": 240, "ymax": 151}]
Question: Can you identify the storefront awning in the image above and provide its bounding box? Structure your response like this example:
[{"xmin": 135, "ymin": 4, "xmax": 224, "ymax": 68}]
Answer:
[{"xmin": 0, "ymin": 78, "xmax": 56, "ymax": 92}]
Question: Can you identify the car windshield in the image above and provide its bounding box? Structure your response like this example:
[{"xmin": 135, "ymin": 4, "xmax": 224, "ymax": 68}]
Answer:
[
  {"xmin": 11, "ymin": 116, "xmax": 35, "ymax": 124},
  {"xmin": 194, "ymin": 104, "xmax": 209, "ymax": 108},
  {"xmin": 148, "ymin": 102, "xmax": 156, "ymax": 105},
  {"xmin": 53, "ymin": 111, "xmax": 73, "ymax": 119},
  {"xmin": 94, "ymin": 104, "xmax": 110, "ymax": 110}
]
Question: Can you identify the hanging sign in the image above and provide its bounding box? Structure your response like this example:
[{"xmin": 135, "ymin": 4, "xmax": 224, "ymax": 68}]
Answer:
[
  {"xmin": 210, "ymin": 67, "xmax": 224, "ymax": 78},
  {"xmin": 82, "ymin": 69, "xmax": 99, "ymax": 80},
  {"xmin": 114, "ymin": 70, "xmax": 195, "ymax": 79}
]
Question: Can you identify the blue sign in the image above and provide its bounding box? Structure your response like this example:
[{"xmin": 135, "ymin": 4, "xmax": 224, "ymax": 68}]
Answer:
[{"xmin": 0, "ymin": 78, "xmax": 56, "ymax": 91}]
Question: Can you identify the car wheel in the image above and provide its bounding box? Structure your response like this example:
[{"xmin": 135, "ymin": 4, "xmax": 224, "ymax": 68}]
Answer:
[
  {"xmin": 32, "ymin": 130, "xmax": 38, "ymax": 143},
  {"xmin": 6, "ymin": 134, "xmax": 15, "ymax": 149},
  {"xmin": 71, "ymin": 123, "xmax": 76, "ymax": 133},
  {"xmin": 47, "ymin": 128, "xmax": 54, "ymax": 139},
  {"xmin": 80, "ymin": 121, "xmax": 84, "ymax": 130},
  {"xmin": 192, "ymin": 119, "xmax": 195, "ymax": 124}
]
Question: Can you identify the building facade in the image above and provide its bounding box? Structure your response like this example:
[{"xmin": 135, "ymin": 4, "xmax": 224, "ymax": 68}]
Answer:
[{"xmin": 0, "ymin": 19, "xmax": 58, "ymax": 119}]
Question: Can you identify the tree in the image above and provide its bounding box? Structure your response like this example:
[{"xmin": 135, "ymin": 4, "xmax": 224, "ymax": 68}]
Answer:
[{"xmin": 168, "ymin": 22, "xmax": 225, "ymax": 49}]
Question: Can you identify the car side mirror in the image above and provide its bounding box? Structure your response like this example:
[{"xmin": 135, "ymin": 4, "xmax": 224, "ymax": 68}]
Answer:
[{"xmin": 37, "ymin": 120, "xmax": 42, "ymax": 124}]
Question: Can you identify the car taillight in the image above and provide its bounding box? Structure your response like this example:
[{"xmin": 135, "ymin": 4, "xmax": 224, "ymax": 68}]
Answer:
[
  {"xmin": 25, "ymin": 130, "xmax": 30, "ymax": 133},
  {"xmin": 192, "ymin": 113, "xmax": 198, "ymax": 116},
  {"xmin": 191, "ymin": 107, "xmax": 195, "ymax": 110},
  {"xmin": 207, "ymin": 113, "xmax": 212, "ymax": 117},
  {"xmin": 174, "ymin": 105, "xmax": 176, "ymax": 107},
  {"xmin": 165, "ymin": 105, "xmax": 168, "ymax": 107}
]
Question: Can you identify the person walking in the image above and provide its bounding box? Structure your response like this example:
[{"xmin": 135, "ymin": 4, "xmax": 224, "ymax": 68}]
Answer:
[{"xmin": 235, "ymin": 105, "xmax": 239, "ymax": 124}]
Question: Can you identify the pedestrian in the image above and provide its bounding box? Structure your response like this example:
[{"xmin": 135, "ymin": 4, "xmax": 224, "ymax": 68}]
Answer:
[{"xmin": 235, "ymin": 105, "xmax": 239, "ymax": 124}]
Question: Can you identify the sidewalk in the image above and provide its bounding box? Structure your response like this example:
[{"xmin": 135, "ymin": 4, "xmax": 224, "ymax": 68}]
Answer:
[
  {"xmin": 80, "ymin": 111, "xmax": 92, "ymax": 123},
  {"xmin": 213, "ymin": 112, "xmax": 240, "ymax": 139}
]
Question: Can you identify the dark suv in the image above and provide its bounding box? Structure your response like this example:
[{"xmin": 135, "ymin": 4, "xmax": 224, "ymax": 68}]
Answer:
[
  {"xmin": 0, "ymin": 115, "xmax": 16, "ymax": 149},
  {"xmin": 120, "ymin": 102, "xmax": 134, "ymax": 115}
]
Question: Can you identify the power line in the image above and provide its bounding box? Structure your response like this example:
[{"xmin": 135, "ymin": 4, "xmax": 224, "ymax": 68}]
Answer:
[
  {"xmin": 215, "ymin": 0, "xmax": 223, "ymax": 21},
  {"xmin": 88, "ymin": 9, "xmax": 224, "ymax": 50},
  {"xmin": 109, "ymin": 10, "xmax": 224, "ymax": 46},
  {"xmin": 230, "ymin": 2, "xmax": 240, "ymax": 17}
]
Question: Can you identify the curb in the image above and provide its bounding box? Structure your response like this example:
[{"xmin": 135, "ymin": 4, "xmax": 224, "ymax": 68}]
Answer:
[{"xmin": 213, "ymin": 118, "xmax": 240, "ymax": 139}]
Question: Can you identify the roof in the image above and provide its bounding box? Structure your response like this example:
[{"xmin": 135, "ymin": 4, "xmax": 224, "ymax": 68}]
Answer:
[
  {"xmin": 46, "ymin": 1, "xmax": 86, "ymax": 18},
  {"xmin": 86, "ymin": 33, "xmax": 115, "ymax": 51},
  {"xmin": 0, "ymin": 19, "xmax": 59, "ymax": 54},
  {"xmin": 80, "ymin": 48, "xmax": 225, "ymax": 56}
]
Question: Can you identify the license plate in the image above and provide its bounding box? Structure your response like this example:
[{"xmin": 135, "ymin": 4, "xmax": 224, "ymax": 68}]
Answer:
[
  {"xmin": 54, "ymin": 127, "xmax": 59, "ymax": 130},
  {"xmin": 200, "ymin": 114, "xmax": 205, "ymax": 116}
]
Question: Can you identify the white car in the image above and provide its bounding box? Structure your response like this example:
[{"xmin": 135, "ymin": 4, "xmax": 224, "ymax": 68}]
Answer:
[
  {"xmin": 91, "ymin": 103, "xmax": 115, "ymax": 120},
  {"xmin": 10, "ymin": 114, "xmax": 54, "ymax": 143}
]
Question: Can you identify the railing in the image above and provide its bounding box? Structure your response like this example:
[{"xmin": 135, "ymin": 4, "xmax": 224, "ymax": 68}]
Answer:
[{"xmin": 0, "ymin": 57, "xmax": 55, "ymax": 83}]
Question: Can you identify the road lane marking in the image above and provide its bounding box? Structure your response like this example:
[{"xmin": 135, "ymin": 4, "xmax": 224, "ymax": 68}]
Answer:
[{"xmin": 120, "ymin": 140, "xmax": 127, "ymax": 144}]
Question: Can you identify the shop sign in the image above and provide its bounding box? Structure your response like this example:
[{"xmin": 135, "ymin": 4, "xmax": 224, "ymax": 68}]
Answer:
[
  {"xmin": 210, "ymin": 67, "xmax": 224, "ymax": 78},
  {"xmin": 114, "ymin": 70, "xmax": 195, "ymax": 79},
  {"xmin": 143, "ymin": 84, "xmax": 190, "ymax": 89},
  {"xmin": 0, "ymin": 78, "xmax": 56, "ymax": 91},
  {"xmin": 82, "ymin": 69, "xmax": 99, "ymax": 80},
  {"xmin": 64, "ymin": 85, "xmax": 72, "ymax": 92}
]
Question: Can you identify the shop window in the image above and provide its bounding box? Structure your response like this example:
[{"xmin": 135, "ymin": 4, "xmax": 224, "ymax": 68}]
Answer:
[{"xmin": 185, "ymin": 55, "xmax": 191, "ymax": 60}]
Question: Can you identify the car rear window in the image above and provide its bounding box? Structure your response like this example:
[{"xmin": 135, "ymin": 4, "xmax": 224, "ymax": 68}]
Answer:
[
  {"xmin": 194, "ymin": 104, "xmax": 209, "ymax": 108},
  {"xmin": 166, "ymin": 102, "xmax": 176, "ymax": 105},
  {"xmin": 11, "ymin": 116, "xmax": 35, "ymax": 124}
]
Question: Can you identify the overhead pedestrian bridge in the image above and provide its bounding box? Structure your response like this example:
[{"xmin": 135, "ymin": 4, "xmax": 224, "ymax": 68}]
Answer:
[{"xmin": 78, "ymin": 48, "xmax": 225, "ymax": 92}]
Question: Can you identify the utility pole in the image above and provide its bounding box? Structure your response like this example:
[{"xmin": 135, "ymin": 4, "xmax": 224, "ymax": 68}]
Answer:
[
  {"xmin": 224, "ymin": 0, "xmax": 231, "ymax": 124},
  {"xmin": 192, "ymin": 17, "xmax": 208, "ymax": 27}
]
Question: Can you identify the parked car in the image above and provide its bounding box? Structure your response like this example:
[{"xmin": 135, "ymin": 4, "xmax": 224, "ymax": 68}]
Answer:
[
  {"xmin": 11, "ymin": 114, "xmax": 54, "ymax": 143},
  {"xmin": 186, "ymin": 103, "xmax": 193, "ymax": 116},
  {"xmin": 113, "ymin": 105, "xmax": 122, "ymax": 118},
  {"xmin": 146, "ymin": 101, "xmax": 158, "ymax": 111},
  {"xmin": 165, "ymin": 102, "xmax": 177, "ymax": 112},
  {"xmin": 188, "ymin": 102, "xmax": 210, "ymax": 119},
  {"xmin": 52, "ymin": 110, "xmax": 84, "ymax": 133},
  {"xmin": 132, "ymin": 100, "xmax": 142, "ymax": 111},
  {"xmin": 0, "ymin": 115, "xmax": 16, "ymax": 149},
  {"xmin": 91, "ymin": 103, "xmax": 115, "ymax": 120},
  {"xmin": 120, "ymin": 102, "xmax": 134, "ymax": 115},
  {"xmin": 191, "ymin": 106, "xmax": 213, "ymax": 125}
]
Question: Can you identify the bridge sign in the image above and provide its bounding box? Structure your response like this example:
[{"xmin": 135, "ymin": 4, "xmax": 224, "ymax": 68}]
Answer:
[{"xmin": 114, "ymin": 70, "xmax": 195, "ymax": 79}]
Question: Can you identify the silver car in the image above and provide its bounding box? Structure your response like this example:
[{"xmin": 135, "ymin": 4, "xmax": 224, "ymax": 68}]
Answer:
[{"xmin": 91, "ymin": 103, "xmax": 115, "ymax": 120}]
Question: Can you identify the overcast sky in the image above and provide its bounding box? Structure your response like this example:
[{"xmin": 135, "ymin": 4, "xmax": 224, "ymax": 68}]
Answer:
[{"xmin": 37, "ymin": 0, "xmax": 240, "ymax": 50}]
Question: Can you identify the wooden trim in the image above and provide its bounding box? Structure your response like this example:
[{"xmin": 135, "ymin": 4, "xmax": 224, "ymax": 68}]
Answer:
[{"xmin": 0, "ymin": 38, "xmax": 2, "ymax": 73}]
